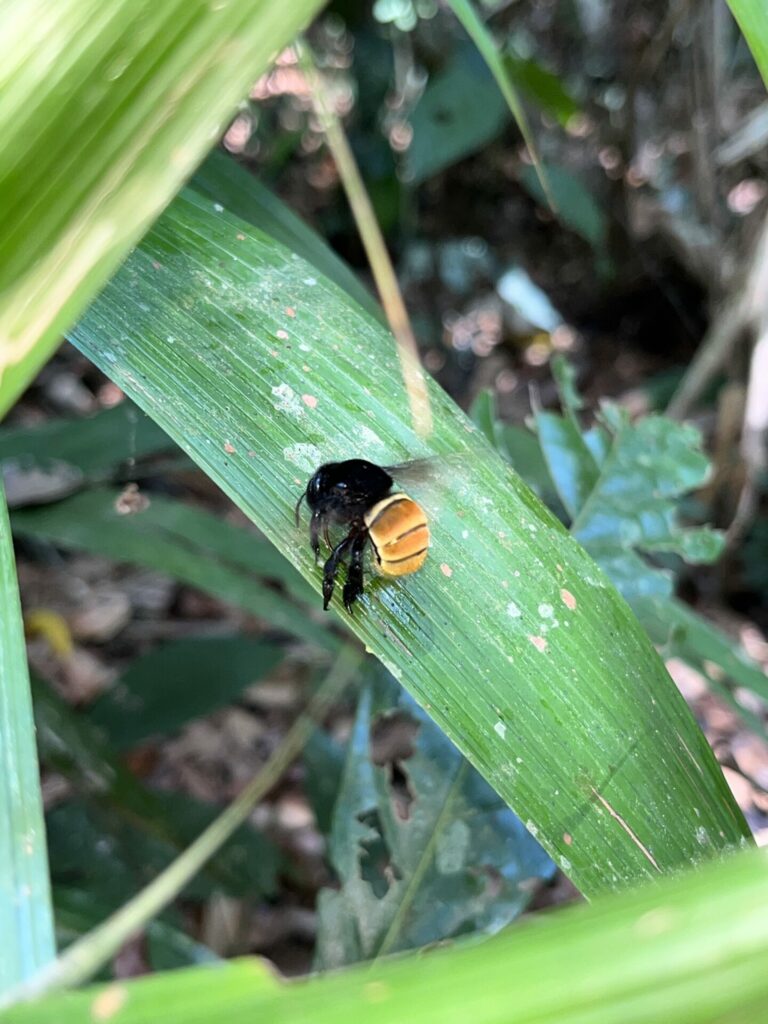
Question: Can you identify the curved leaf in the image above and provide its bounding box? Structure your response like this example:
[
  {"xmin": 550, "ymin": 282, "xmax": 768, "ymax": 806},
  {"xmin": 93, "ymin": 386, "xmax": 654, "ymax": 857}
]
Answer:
[
  {"xmin": 0, "ymin": 0, "xmax": 324, "ymax": 416},
  {"xmin": 6, "ymin": 846, "xmax": 768, "ymax": 1024},
  {"xmin": 0, "ymin": 486, "xmax": 55, "ymax": 990},
  {"xmin": 67, "ymin": 181, "xmax": 748, "ymax": 896}
]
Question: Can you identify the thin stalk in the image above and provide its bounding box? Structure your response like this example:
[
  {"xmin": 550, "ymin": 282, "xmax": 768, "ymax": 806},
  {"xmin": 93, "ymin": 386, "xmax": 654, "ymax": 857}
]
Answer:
[
  {"xmin": 447, "ymin": 0, "xmax": 556, "ymax": 213},
  {"xmin": 299, "ymin": 42, "xmax": 433, "ymax": 439}
]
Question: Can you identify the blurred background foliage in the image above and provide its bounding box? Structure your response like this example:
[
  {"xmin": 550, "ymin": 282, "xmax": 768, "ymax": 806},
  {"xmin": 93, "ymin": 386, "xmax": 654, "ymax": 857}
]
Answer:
[{"xmin": 3, "ymin": 0, "xmax": 768, "ymax": 1000}]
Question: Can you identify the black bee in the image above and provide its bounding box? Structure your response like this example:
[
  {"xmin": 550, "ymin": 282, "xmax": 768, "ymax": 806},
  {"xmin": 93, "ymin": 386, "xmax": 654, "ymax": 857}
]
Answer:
[{"xmin": 295, "ymin": 459, "xmax": 430, "ymax": 612}]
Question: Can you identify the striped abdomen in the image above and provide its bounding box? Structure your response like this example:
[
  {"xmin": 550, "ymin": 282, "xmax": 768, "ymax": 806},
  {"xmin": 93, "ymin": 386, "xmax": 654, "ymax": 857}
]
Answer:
[{"xmin": 364, "ymin": 492, "xmax": 429, "ymax": 577}]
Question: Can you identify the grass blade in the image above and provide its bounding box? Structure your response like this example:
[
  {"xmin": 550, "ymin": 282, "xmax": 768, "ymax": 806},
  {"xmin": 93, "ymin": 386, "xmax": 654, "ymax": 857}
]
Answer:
[
  {"xmin": 0, "ymin": 484, "xmax": 55, "ymax": 990},
  {"xmin": 446, "ymin": 0, "xmax": 555, "ymax": 210},
  {"xmin": 5, "ymin": 846, "xmax": 768, "ymax": 1023},
  {"xmin": 63, "ymin": 181, "xmax": 748, "ymax": 895},
  {"xmin": 0, "ymin": 0, "xmax": 324, "ymax": 417},
  {"xmin": 727, "ymin": 0, "xmax": 768, "ymax": 90}
]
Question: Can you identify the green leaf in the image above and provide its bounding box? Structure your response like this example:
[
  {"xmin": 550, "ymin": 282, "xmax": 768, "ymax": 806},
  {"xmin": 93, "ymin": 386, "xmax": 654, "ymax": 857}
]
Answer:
[
  {"xmin": 63, "ymin": 181, "xmax": 748, "ymax": 895},
  {"xmin": 534, "ymin": 411, "xmax": 599, "ymax": 520},
  {"xmin": 503, "ymin": 53, "xmax": 580, "ymax": 127},
  {"xmin": 404, "ymin": 46, "xmax": 508, "ymax": 183},
  {"xmin": 570, "ymin": 408, "xmax": 725, "ymax": 601},
  {"xmin": 638, "ymin": 596, "xmax": 768, "ymax": 708},
  {"xmin": 303, "ymin": 728, "xmax": 347, "ymax": 838},
  {"xmin": 6, "ymin": 846, "xmax": 768, "ymax": 1024},
  {"xmin": 0, "ymin": 0, "xmax": 325, "ymax": 417},
  {"xmin": 519, "ymin": 163, "xmax": 608, "ymax": 251},
  {"xmin": 469, "ymin": 391, "xmax": 560, "ymax": 504},
  {"xmin": 11, "ymin": 487, "xmax": 328, "ymax": 649},
  {"xmin": 727, "ymin": 0, "xmax": 768, "ymax": 90},
  {"xmin": 446, "ymin": 0, "xmax": 554, "ymax": 208},
  {"xmin": 53, "ymin": 888, "xmax": 218, "ymax": 973},
  {"xmin": 0, "ymin": 403, "xmax": 174, "ymax": 483},
  {"xmin": 0, "ymin": 484, "xmax": 55, "ymax": 990},
  {"xmin": 316, "ymin": 671, "xmax": 554, "ymax": 968},
  {"xmin": 86, "ymin": 637, "xmax": 284, "ymax": 750}
]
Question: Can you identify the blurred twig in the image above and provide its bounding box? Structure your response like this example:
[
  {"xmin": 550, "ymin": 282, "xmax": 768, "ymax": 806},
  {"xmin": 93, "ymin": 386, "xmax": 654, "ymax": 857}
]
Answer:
[
  {"xmin": 298, "ymin": 42, "xmax": 433, "ymax": 439},
  {"xmin": 727, "ymin": 220, "xmax": 768, "ymax": 546},
  {"xmin": 667, "ymin": 210, "xmax": 768, "ymax": 421}
]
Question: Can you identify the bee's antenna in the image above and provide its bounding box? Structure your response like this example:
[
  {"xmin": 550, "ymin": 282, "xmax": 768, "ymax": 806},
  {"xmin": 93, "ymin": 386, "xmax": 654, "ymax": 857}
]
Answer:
[{"xmin": 294, "ymin": 490, "xmax": 307, "ymax": 527}]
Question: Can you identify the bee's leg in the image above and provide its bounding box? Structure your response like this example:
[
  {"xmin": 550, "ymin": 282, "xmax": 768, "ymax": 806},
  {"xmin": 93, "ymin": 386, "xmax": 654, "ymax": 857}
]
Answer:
[
  {"xmin": 343, "ymin": 530, "xmax": 368, "ymax": 613},
  {"xmin": 322, "ymin": 532, "xmax": 354, "ymax": 610},
  {"xmin": 323, "ymin": 522, "xmax": 332, "ymax": 550},
  {"xmin": 309, "ymin": 511, "xmax": 323, "ymax": 563}
]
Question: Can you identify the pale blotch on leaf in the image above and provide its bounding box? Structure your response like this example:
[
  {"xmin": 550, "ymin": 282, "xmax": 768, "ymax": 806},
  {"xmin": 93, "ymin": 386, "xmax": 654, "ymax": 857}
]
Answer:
[
  {"xmin": 506, "ymin": 601, "xmax": 522, "ymax": 618},
  {"xmin": 283, "ymin": 442, "xmax": 321, "ymax": 471},
  {"xmin": 560, "ymin": 588, "xmax": 577, "ymax": 610},
  {"xmin": 440, "ymin": 563, "xmax": 453, "ymax": 578},
  {"xmin": 436, "ymin": 819, "xmax": 471, "ymax": 873},
  {"xmin": 272, "ymin": 383, "xmax": 304, "ymax": 418},
  {"xmin": 494, "ymin": 720, "xmax": 507, "ymax": 739},
  {"xmin": 529, "ymin": 635, "xmax": 548, "ymax": 653},
  {"xmin": 91, "ymin": 985, "xmax": 128, "ymax": 1021},
  {"xmin": 302, "ymin": 394, "xmax": 318, "ymax": 409}
]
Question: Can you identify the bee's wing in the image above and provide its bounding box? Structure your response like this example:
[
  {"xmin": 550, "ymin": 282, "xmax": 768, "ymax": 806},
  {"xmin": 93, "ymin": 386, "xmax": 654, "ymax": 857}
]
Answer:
[{"xmin": 382, "ymin": 457, "xmax": 437, "ymax": 483}]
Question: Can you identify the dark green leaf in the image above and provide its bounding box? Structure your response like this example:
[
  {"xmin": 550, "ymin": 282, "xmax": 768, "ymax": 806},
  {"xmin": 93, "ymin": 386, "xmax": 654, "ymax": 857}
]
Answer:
[
  {"xmin": 53, "ymin": 888, "xmax": 218, "ymax": 972},
  {"xmin": 316, "ymin": 671, "xmax": 556, "ymax": 967},
  {"xmin": 503, "ymin": 53, "xmax": 580, "ymax": 126},
  {"xmin": 405, "ymin": 47, "xmax": 508, "ymax": 183},
  {"xmin": 12, "ymin": 487, "xmax": 329, "ymax": 649},
  {"xmin": 0, "ymin": 486, "xmax": 55, "ymax": 990},
  {"xmin": 35, "ymin": 678, "xmax": 281, "ymax": 900},
  {"xmin": 0, "ymin": 403, "xmax": 174, "ymax": 483},
  {"xmin": 86, "ymin": 637, "xmax": 284, "ymax": 750},
  {"xmin": 518, "ymin": 164, "xmax": 607, "ymax": 251}
]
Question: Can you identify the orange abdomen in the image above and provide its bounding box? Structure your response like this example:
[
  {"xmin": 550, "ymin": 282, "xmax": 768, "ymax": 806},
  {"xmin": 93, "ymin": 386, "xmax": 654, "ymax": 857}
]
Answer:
[{"xmin": 364, "ymin": 493, "xmax": 430, "ymax": 577}]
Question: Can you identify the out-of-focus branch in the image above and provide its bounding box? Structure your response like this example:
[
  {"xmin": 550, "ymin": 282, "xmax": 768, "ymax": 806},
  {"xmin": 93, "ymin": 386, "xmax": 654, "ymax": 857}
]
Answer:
[
  {"xmin": 299, "ymin": 42, "xmax": 433, "ymax": 440},
  {"xmin": 667, "ymin": 211, "xmax": 768, "ymax": 421}
]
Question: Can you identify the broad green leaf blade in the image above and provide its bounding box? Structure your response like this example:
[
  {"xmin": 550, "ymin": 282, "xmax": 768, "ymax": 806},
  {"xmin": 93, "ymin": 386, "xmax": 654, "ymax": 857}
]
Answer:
[
  {"xmin": 68, "ymin": 186, "xmax": 748, "ymax": 895},
  {"xmin": 192, "ymin": 152, "xmax": 381, "ymax": 321},
  {"xmin": 86, "ymin": 637, "xmax": 284, "ymax": 750},
  {"xmin": 6, "ymin": 847, "xmax": 768, "ymax": 1024},
  {"xmin": 316, "ymin": 671, "xmax": 554, "ymax": 968},
  {"xmin": 727, "ymin": 0, "xmax": 768, "ymax": 90},
  {"xmin": 0, "ymin": 486, "xmax": 55, "ymax": 989},
  {"xmin": 0, "ymin": 0, "xmax": 325, "ymax": 418}
]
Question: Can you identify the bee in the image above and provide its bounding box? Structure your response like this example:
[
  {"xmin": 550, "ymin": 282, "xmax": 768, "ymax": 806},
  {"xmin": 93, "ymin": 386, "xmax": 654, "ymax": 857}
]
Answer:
[{"xmin": 294, "ymin": 459, "xmax": 430, "ymax": 612}]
